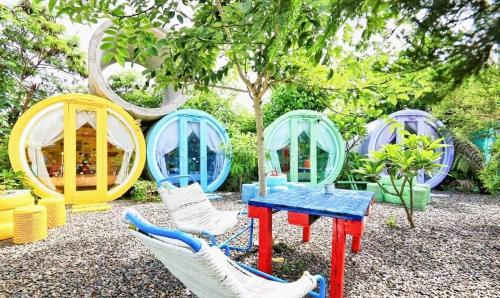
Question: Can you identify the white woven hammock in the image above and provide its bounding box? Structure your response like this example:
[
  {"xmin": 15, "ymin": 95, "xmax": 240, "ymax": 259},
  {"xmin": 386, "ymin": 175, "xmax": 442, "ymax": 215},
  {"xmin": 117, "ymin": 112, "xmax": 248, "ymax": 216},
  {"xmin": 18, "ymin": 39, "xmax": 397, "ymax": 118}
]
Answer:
[
  {"xmin": 158, "ymin": 183, "xmax": 239, "ymax": 235},
  {"xmin": 129, "ymin": 229, "xmax": 317, "ymax": 298}
]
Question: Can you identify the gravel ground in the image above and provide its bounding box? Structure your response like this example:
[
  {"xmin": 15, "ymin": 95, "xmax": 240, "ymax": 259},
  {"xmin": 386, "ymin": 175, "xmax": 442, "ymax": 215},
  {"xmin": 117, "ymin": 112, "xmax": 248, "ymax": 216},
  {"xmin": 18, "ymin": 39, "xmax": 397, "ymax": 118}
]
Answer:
[{"xmin": 0, "ymin": 191, "xmax": 499, "ymax": 297}]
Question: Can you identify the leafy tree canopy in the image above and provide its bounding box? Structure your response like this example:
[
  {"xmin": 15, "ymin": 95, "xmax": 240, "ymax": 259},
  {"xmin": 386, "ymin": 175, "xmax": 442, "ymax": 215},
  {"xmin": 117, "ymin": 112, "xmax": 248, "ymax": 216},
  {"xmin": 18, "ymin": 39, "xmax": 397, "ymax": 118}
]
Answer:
[
  {"xmin": 0, "ymin": 0, "xmax": 86, "ymax": 126},
  {"xmin": 51, "ymin": 0, "xmax": 499, "ymax": 195},
  {"xmin": 263, "ymin": 84, "xmax": 330, "ymax": 127},
  {"xmin": 432, "ymin": 65, "xmax": 500, "ymax": 139}
]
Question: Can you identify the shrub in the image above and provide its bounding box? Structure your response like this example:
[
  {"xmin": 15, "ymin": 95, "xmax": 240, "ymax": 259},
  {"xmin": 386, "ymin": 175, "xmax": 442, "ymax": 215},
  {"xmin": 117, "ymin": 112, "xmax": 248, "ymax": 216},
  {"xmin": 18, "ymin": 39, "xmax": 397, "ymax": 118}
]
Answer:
[
  {"xmin": 479, "ymin": 139, "xmax": 500, "ymax": 194},
  {"xmin": 108, "ymin": 70, "xmax": 163, "ymax": 108},
  {"xmin": 181, "ymin": 89, "xmax": 237, "ymax": 128},
  {"xmin": 444, "ymin": 135, "xmax": 484, "ymax": 192},
  {"xmin": 222, "ymin": 132, "xmax": 258, "ymax": 192},
  {"xmin": 385, "ymin": 215, "xmax": 398, "ymax": 228},
  {"xmin": 0, "ymin": 134, "xmax": 10, "ymax": 172},
  {"xmin": 0, "ymin": 169, "xmax": 27, "ymax": 191},
  {"xmin": 356, "ymin": 129, "xmax": 446, "ymax": 228},
  {"xmin": 130, "ymin": 180, "xmax": 160, "ymax": 202}
]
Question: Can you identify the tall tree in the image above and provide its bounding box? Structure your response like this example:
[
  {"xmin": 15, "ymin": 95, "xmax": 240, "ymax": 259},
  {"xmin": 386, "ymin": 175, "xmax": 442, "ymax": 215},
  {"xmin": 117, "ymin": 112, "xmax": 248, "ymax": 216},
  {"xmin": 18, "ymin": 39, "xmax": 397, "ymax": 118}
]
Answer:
[
  {"xmin": 52, "ymin": 0, "xmax": 499, "ymax": 196},
  {"xmin": 0, "ymin": 0, "xmax": 86, "ymax": 126}
]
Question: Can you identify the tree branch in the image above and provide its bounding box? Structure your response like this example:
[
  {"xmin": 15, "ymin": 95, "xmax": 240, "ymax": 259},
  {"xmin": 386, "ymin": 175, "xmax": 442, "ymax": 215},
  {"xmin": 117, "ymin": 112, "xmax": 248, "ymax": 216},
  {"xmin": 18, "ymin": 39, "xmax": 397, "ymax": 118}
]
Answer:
[
  {"xmin": 185, "ymin": 82, "xmax": 248, "ymax": 93},
  {"xmin": 214, "ymin": 0, "xmax": 254, "ymax": 93}
]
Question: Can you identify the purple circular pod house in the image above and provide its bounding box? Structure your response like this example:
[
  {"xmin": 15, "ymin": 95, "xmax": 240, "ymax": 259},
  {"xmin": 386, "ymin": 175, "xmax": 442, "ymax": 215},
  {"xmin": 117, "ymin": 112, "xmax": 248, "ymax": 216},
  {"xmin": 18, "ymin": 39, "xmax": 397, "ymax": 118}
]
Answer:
[{"xmin": 364, "ymin": 109, "xmax": 454, "ymax": 188}]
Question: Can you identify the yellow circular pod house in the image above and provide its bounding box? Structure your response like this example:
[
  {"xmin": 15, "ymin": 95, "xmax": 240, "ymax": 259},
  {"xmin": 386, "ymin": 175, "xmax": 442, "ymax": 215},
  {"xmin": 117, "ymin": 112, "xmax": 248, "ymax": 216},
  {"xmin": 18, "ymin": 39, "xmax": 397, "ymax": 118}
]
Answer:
[{"xmin": 9, "ymin": 94, "xmax": 146, "ymax": 206}]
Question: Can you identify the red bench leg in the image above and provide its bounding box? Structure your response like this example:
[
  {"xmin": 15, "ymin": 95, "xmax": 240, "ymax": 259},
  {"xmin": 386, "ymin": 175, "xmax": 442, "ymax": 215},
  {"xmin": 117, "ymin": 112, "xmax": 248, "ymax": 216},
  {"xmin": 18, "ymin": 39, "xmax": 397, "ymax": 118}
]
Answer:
[
  {"xmin": 248, "ymin": 206, "xmax": 273, "ymax": 274},
  {"xmin": 331, "ymin": 218, "xmax": 346, "ymax": 298}
]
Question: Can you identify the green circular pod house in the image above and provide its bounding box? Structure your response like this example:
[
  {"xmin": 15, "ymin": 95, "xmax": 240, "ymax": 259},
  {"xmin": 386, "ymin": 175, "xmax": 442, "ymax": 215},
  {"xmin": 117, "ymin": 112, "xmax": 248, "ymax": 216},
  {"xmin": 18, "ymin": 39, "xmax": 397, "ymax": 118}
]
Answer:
[{"xmin": 264, "ymin": 110, "xmax": 345, "ymax": 186}]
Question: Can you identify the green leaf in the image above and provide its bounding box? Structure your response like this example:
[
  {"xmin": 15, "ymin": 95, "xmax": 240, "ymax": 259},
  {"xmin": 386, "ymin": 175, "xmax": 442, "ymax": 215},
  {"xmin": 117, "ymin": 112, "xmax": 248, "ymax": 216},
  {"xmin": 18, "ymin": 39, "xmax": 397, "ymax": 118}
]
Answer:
[
  {"xmin": 48, "ymin": 0, "xmax": 56, "ymax": 11},
  {"xmin": 102, "ymin": 51, "xmax": 115, "ymax": 64},
  {"xmin": 327, "ymin": 68, "xmax": 334, "ymax": 80},
  {"xmin": 116, "ymin": 47, "xmax": 129, "ymax": 58},
  {"xmin": 388, "ymin": 94, "xmax": 398, "ymax": 105},
  {"xmin": 100, "ymin": 43, "xmax": 115, "ymax": 51},
  {"xmin": 115, "ymin": 53, "xmax": 125, "ymax": 66}
]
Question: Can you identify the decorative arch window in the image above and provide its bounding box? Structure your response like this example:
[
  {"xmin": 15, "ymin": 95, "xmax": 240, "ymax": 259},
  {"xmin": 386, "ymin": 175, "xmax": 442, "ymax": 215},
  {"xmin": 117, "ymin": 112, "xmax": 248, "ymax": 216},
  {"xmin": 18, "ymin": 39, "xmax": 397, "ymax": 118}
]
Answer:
[
  {"xmin": 147, "ymin": 109, "xmax": 231, "ymax": 192},
  {"xmin": 264, "ymin": 110, "xmax": 345, "ymax": 186}
]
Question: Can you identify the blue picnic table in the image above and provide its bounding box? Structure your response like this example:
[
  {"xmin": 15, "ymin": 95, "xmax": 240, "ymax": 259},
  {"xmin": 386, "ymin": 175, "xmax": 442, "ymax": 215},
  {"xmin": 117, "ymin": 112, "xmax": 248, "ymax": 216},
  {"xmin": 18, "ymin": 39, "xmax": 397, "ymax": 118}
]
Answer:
[{"xmin": 248, "ymin": 187, "xmax": 374, "ymax": 298}]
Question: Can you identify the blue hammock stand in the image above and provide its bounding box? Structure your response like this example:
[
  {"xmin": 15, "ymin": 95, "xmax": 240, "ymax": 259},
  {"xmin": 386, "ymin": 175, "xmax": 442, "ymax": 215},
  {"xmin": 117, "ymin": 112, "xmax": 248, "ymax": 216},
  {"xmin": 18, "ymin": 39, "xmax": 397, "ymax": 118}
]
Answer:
[{"xmin": 124, "ymin": 210, "xmax": 325, "ymax": 297}]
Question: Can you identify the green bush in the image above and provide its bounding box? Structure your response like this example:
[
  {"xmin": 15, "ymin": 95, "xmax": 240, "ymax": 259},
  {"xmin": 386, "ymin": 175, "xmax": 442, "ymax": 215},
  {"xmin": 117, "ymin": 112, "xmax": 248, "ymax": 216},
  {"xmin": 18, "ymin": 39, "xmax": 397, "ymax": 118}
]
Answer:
[
  {"xmin": 432, "ymin": 65, "xmax": 499, "ymax": 139},
  {"xmin": 181, "ymin": 90, "xmax": 237, "ymax": 128},
  {"xmin": 0, "ymin": 169, "xmax": 27, "ymax": 191},
  {"xmin": 479, "ymin": 139, "xmax": 500, "ymax": 194},
  {"xmin": 130, "ymin": 180, "xmax": 160, "ymax": 202},
  {"xmin": 0, "ymin": 133, "xmax": 10, "ymax": 172},
  {"xmin": 385, "ymin": 215, "xmax": 398, "ymax": 228},
  {"xmin": 108, "ymin": 71, "xmax": 163, "ymax": 108},
  {"xmin": 222, "ymin": 132, "xmax": 258, "ymax": 192}
]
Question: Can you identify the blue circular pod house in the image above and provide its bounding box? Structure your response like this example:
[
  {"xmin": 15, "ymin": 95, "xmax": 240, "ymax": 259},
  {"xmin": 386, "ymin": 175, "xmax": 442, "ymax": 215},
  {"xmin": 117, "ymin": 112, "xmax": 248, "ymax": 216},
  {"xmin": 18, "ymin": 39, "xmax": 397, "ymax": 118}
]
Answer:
[
  {"xmin": 146, "ymin": 109, "xmax": 231, "ymax": 192},
  {"xmin": 361, "ymin": 109, "xmax": 454, "ymax": 188},
  {"xmin": 264, "ymin": 110, "xmax": 345, "ymax": 186}
]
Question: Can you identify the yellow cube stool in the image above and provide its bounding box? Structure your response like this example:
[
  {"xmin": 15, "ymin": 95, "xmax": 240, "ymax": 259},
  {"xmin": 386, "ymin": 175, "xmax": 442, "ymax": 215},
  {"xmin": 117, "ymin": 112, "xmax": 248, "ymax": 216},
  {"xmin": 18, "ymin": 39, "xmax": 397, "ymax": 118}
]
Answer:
[
  {"xmin": 39, "ymin": 198, "xmax": 66, "ymax": 228},
  {"xmin": 0, "ymin": 190, "xmax": 34, "ymax": 240},
  {"xmin": 13, "ymin": 205, "xmax": 48, "ymax": 244}
]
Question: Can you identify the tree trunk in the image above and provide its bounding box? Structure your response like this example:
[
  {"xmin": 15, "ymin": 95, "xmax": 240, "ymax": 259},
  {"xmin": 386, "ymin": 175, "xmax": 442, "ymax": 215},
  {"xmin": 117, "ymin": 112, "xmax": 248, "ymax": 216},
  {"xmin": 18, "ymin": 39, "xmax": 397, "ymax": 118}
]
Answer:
[{"xmin": 253, "ymin": 95, "xmax": 267, "ymax": 197}]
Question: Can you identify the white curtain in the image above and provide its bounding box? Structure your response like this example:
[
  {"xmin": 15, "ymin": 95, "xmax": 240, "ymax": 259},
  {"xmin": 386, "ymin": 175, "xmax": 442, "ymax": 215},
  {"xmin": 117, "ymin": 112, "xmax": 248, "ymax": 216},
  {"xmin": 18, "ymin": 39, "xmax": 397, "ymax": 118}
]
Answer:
[
  {"xmin": 206, "ymin": 124, "xmax": 224, "ymax": 180},
  {"xmin": 75, "ymin": 111, "xmax": 136, "ymax": 185},
  {"xmin": 266, "ymin": 120, "xmax": 338, "ymax": 179},
  {"xmin": 298, "ymin": 121, "xmax": 337, "ymax": 177},
  {"xmin": 27, "ymin": 106, "xmax": 65, "ymax": 190},
  {"xmin": 107, "ymin": 114, "xmax": 135, "ymax": 184},
  {"xmin": 155, "ymin": 121, "xmax": 227, "ymax": 182},
  {"xmin": 315, "ymin": 123, "xmax": 336, "ymax": 176},
  {"xmin": 27, "ymin": 109, "xmax": 136, "ymax": 190},
  {"xmin": 266, "ymin": 120, "xmax": 291, "ymax": 172},
  {"xmin": 187, "ymin": 122, "xmax": 200, "ymax": 138},
  {"xmin": 156, "ymin": 122, "xmax": 179, "ymax": 176}
]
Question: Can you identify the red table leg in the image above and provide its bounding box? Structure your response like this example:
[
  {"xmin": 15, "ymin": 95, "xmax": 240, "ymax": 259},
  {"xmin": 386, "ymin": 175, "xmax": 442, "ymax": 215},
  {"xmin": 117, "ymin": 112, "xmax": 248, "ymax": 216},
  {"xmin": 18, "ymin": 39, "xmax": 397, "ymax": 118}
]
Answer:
[
  {"xmin": 288, "ymin": 212, "xmax": 312, "ymax": 242},
  {"xmin": 302, "ymin": 225, "xmax": 310, "ymax": 242},
  {"xmin": 248, "ymin": 206, "xmax": 273, "ymax": 274},
  {"xmin": 351, "ymin": 236, "xmax": 361, "ymax": 253},
  {"xmin": 345, "ymin": 219, "xmax": 365, "ymax": 254},
  {"xmin": 331, "ymin": 218, "xmax": 347, "ymax": 298}
]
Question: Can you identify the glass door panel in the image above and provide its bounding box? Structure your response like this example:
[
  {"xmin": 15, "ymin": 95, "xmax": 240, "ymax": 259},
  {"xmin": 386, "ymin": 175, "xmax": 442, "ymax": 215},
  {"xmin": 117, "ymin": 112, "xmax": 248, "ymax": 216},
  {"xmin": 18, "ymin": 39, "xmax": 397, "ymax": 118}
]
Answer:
[
  {"xmin": 277, "ymin": 146, "xmax": 291, "ymax": 180},
  {"xmin": 75, "ymin": 121, "xmax": 97, "ymax": 191},
  {"xmin": 316, "ymin": 146, "xmax": 329, "ymax": 182},
  {"xmin": 164, "ymin": 148, "xmax": 180, "ymax": 176},
  {"xmin": 206, "ymin": 147, "xmax": 218, "ymax": 185},
  {"xmin": 297, "ymin": 122, "xmax": 311, "ymax": 183},
  {"xmin": 65, "ymin": 104, "xmax": 107, "ymax": 204},
  {"xmin": 187, "ymin": 122, "xmax": 201, "ymax": 183}
]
